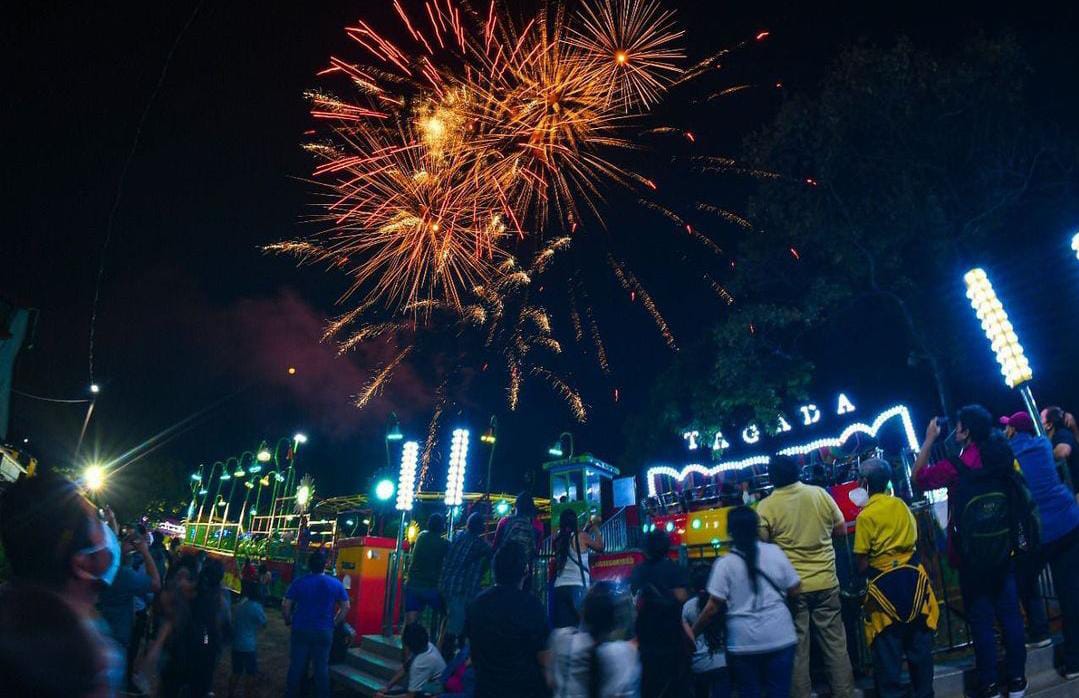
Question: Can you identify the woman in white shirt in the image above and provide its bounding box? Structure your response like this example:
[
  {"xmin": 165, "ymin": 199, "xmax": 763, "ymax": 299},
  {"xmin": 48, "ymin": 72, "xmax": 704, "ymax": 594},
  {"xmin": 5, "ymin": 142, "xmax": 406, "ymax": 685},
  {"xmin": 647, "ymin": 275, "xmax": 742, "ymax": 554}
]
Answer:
[
  {"xmin": 549, "ymin": 582, "xmax": 639, "ymax": 698},
  {"xmin": 682, "ymin": 564, "xmax": 730, "ymax": 697},
  {"xmin": 551, "ymin": 509, "xmax": 605, "ymax": 629},
  {"xmin": 692, "ymin": 506, "xmax": 801, "ymax": 698}
]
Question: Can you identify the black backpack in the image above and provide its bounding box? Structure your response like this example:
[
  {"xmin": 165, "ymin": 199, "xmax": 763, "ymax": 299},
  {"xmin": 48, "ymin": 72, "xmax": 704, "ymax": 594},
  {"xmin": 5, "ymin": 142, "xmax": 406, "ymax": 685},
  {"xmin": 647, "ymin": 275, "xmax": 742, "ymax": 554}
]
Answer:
[
  {"xmin": 950, "ymin": 452, "xmax": 1040, "ymax": 574},
  {"xmin": 500, "ymin": 515, "xmax": 537, "ymax": 556}
]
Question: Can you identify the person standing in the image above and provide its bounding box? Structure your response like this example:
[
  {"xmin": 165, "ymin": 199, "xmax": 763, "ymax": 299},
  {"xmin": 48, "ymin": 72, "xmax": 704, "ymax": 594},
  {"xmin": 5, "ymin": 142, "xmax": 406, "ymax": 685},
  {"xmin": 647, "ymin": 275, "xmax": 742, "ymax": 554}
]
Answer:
[
  {"xmin": 406, "ymin": 513, "xmax": 450, "ymax": 625},
  {"xmin": 1043, "ymin": 406, "xmax": 1079, "ymax": 493},
  {"xmin": 756, "ymin": 455, "xmax": 854, "ymax": 698},
  {"xmin": 493, "ymin": 492, "xmax": 544, "ymax": 555},
  {"xmin": 439, "ymin": 512, "xmax": 493, "ymax": 651},
  {"xmin": 97, "ymin": 525, "xmax": 160, "ymax": 691},
  {"xmin": 628, "ymin": 529, "xmax": 692, "ymax": 698},
  {"xmin": 550, "ymin": 509, "xmax": 605, "ymax": 629},
  {"xmin": 693, "ymin": 506, "xmax": 800, "ymax": 698},
  {"xmin": 230, "ymin": 580, "xmax": 268, "ymax": 698},
  {"xmin": 283, "ymin": 550, "xmax": 351, "ymax": 698},
  {"xmin": 548, "ymin": 582, "xmax": 640, "ymax": 698},
  {"xmin": 682, "ymin": 564, "xmax": 729, "ymax": 698},
  {"xmin": 0, "ymin": 472, "xmax": 126, "ymax": 695},
  {"xmin": 1003, "ymin": 410, "xmax": 1079, "ymax": 679},
  {"xmin": 466, "ymin": 542, "xmax": 550, "ymax": 698},
  {"xmin": 914, "ymin": 406, "xmax": 1028, "ymax": 698},
  {"xmin": 852, "ymin": 459, "xmax": 938, "ymax": 698}
]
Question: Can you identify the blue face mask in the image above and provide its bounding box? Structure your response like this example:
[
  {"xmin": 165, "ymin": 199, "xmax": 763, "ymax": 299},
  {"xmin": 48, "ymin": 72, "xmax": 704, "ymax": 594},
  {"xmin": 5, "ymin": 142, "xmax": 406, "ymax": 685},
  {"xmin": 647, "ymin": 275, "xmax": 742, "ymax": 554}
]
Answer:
[{"xmin": 80, "ymin": 520, "xmax": 122, "ymax": 586}]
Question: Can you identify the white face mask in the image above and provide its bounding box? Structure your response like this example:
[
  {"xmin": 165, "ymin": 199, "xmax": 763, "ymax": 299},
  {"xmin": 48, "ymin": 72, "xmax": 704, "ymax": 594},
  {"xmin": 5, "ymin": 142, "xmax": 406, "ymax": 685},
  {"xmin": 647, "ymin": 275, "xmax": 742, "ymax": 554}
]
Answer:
[{"xmin": 848, "ymin": 486, "xmax": 870, "ymax": 508}]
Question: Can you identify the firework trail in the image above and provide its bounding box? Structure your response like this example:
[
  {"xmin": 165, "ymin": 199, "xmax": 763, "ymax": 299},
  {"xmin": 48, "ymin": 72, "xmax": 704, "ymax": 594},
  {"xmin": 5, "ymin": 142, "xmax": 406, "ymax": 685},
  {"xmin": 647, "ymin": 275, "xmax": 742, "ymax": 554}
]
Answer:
[
  {"xmin": 355, "ymin": 346, "xmax": 413, "ymax": 408},
  {"xmin": 607, "ymin": 253, "xmax": 677, "ymax": 350}
]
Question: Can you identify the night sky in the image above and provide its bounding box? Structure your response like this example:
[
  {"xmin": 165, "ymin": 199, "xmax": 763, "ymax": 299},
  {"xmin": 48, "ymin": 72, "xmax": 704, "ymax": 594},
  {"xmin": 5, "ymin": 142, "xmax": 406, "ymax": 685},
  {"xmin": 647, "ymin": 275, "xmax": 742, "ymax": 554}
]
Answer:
[{"xmin": 6, "ymin": 1, "xmax": 1079, "ymax": 502}]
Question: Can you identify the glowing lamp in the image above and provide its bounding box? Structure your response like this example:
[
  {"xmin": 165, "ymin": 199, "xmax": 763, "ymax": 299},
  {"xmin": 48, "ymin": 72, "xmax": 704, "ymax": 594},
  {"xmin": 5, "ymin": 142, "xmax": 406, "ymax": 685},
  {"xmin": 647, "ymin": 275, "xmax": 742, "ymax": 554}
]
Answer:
[
  {"xmin": 190, "ymin": 473, "xmax": 202, "ymax": 481},
  {"xmin": 248, "ymin": 464, "xmax": 262, "ymax": 474},
  {"xmin": 346, "ymin": 519, "xmax": 355, "ymax": 527},
  {"xmin": 274, "ymin": 472, "xmax": 285, "ymax": 482},
  {"xmin": 233, "ymin": 467, "xmax": 245, "ymax": 478},
  {"xmin": 256, "ymin": 448, "xmax": 272, "ymax": 463},
  {"xmin": 665, "ymin": 521, "xmax": 675, "ymax": 533},
  {"xmin": 548, "ymin": 441, "xmax": 564, "ymax": 458},
  {"xmin": 84, "ymin": 465, "xmax": 105, "ymax": 492},
  {"xmin": 495, "ymin": 500, "xmax": 510, "ymax": 516},
  {"xmin": 481, "ymin": 428, "xmax": 496, "ymax": 445},
  {"xmin": 293, "ymin": 433, "xmax": 308, "ymax": 445},
  {"xmin": 220, "ymin": 473, "xmax": 231, "ymax": 481},
  {"xmin": 691, "ymin": 518, "xmax": 702, "ymax": 530},
  {"xmin": 444, "ymin": 428, "xmax": 470, "ymax": 507},
  {"xmin": 198, "ymin": 488, "xmax": 208, "ymax": 495},
  {"xmin": 396, "ymin": 441, "xmax": 419, "ymax": 512},
  {"xmin": 216, "ymin": 497, "xmax": 225, "ymax": 507},
  {"xmin": 963, "ymin": 268, "xmax": 1032, "ymax": 388},
  {"xmin": 244, "ymin": 481, "xmax": 254, "ymax": 489},
  {"xmin": 296, "ymin": 484, "xmax": 311, "ymax": 508},
  {"xmin": 89, "ymin": 384, "xmax": 100, "ymax": 395},
  {"xmin": 1073, "ymin": 232, "xmax": 1079, "ymax": 260},
  {"xmin": 375, "ymin": 478, "xmax": 395, "ymax": 502}
]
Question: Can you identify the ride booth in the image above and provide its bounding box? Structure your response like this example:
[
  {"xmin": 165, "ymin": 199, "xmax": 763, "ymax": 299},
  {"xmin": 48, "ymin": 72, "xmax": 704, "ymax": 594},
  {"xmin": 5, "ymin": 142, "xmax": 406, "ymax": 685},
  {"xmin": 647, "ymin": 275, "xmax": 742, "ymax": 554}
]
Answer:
[{"xmin": 334, "ymin": 536, "xmax": 397, "ymax": 635}]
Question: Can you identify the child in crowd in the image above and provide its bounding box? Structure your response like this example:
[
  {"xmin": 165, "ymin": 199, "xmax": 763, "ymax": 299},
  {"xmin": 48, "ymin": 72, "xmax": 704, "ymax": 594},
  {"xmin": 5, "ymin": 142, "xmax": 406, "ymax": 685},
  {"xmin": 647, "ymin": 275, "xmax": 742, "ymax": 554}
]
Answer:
[
  {"xmin": 229, "ymin": 580, "xmax": 267, "ymax": 698},
  {"xmin": 377, "ymin": 622, "xmax": 447, "ymax": 698},
  {"xmin": 683, "ymin": 564, "xmax": 730, "ymax": 698}
]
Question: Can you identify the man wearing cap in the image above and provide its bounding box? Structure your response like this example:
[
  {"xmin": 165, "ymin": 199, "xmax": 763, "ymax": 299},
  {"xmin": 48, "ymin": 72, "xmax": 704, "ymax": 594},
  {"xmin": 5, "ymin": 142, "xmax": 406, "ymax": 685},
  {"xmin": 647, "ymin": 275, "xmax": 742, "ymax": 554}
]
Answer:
[{"xmin": 1003, "ymin": 410, "xmax": 1079, "ymax": 680}]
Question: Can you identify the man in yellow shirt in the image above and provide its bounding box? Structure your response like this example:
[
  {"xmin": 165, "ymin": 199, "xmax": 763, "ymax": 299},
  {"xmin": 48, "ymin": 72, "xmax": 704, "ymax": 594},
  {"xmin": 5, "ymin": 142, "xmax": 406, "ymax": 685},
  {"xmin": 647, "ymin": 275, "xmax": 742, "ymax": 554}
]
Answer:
[
  {"xmin": 758, "ymin": 455, "xmax": 854, "ymax": 698},
  {"xmin": 853, "ymin": 458, "xmax": 937, "ymax": 698}
]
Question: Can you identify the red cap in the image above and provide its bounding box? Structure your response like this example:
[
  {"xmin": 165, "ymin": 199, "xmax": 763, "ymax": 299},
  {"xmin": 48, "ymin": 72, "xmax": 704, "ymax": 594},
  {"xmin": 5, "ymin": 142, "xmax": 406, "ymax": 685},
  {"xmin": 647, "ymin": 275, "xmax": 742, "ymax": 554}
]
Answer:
[{"xmin": 1000, "ymin": 411, "xmax": 1035, "ymax": 433}]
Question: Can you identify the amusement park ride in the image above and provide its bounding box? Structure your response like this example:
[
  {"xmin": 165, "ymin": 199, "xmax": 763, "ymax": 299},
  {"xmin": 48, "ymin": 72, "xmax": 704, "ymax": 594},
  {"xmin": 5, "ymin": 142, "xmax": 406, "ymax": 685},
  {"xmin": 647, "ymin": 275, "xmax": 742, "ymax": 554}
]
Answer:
[{"xmin": 176, "ymin": 392, "xmax": 939, "ymax": 638}]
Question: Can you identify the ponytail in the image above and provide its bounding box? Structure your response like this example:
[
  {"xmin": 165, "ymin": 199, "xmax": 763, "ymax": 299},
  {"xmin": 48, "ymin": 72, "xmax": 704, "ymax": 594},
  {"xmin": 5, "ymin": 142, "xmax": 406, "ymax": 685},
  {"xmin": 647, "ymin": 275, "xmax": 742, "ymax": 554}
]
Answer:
[
  {"xmin": 727, "ymin": 506, "xmax": 760, "ymax": 592},
  {"xmin": 555, "ymin": 509, "xmax": 578, "ymax": 574}
]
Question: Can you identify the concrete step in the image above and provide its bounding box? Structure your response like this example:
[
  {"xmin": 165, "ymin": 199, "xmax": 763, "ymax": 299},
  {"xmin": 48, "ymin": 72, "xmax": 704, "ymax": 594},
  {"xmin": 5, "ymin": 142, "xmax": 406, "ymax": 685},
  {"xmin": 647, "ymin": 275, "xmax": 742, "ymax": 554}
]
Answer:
[
  {"xmin": 359, "ymin": 634, "xmax": 402, "ymax": 661},
  {"xmin": 344, "ymin": 646, "xmax": 401, "ymax": 682},
  {"xmin": 329, "ymin": 663, "xmax": 384, "ymax": 697}
]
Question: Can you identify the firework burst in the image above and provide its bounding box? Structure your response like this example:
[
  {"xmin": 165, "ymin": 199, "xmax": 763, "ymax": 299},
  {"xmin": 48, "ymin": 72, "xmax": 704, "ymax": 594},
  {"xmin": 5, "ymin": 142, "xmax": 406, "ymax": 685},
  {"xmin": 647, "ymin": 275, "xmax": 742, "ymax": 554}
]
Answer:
[{"xmin": 272, "ymin": 0, "xmax": 771, "ymax": 461}]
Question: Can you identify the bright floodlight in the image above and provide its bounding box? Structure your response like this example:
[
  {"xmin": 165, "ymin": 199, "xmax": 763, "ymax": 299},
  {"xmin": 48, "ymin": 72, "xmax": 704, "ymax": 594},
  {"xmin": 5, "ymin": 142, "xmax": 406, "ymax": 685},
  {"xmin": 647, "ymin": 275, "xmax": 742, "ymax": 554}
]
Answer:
[
  {"xmin": 375, "ymin": 478, "xmax": 395, "ymax": 502},
  {"xmin": 964, "ymin": 268, "xmax": 1032, "ymax": 388},
  {"xmin": 84, "ymin": 465, "xmax": 105, "ymax": 492},
  {"xmin": 296, "ymin": 484, "xmax": 311, "ymax": 508},
  {"xmin": 396, "ymin": 441, "xmax": 419, "ymax": 512},
  {"xmin": 444, "ymin": 428, "xmax": 470, "ymax": 506},
  {"xmin": 293, "ymin": 433, "xmax": 308, "ymax": 445},
  {"xmin": 89, "ymin": 384, "xmax": 100, "ymax": 395}
]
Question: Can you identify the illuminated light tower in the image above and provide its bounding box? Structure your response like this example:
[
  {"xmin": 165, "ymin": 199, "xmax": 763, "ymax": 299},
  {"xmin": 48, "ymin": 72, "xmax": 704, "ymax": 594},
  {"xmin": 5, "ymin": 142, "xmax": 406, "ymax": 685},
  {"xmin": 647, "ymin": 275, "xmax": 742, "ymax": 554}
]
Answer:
[
  {"xmin": 963, "ymin": 268, "xmax": 1043, "ymax": 434},
  {"xmin": 444, "ymin": 429, "xmax": 470, "ymax": 539},
  {"xmin": 383, "ymin": 440, "xmax": 419, "ymax": 635}
]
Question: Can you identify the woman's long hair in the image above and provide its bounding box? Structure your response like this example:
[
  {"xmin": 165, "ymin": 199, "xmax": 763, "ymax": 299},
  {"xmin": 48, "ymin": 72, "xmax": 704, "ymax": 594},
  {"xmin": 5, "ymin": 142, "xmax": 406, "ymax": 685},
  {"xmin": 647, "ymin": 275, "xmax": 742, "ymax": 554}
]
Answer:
[
  {"xmin": 691, "ymin": 564, "xmax": 723, "ymax": 656},
  {"xmin": 555, "ymin": 509, "xmax": 579, "ymax": 575},
  {"xmin": 582, "ymin": 582, "xmax": 619, "ymax": 698},
  {"xmin": 727, "ymin": 506, "xmax": 759, "ymax": 592}
]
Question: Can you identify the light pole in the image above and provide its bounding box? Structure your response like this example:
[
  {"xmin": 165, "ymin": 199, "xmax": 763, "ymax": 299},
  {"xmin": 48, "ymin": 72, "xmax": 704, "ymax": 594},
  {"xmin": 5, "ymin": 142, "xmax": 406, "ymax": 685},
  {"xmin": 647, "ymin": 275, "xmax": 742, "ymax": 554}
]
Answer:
[
  {"xmin": 481, "ymin": 416, "xmax": 497, "ymax": 496},
  {"xmin": 186, "ymin": 464, "xmax": 204, "ymax": 520},
  {"xmin": 206, "ymin": 461, "xmax": 228, "ymax": 524},
  {"xmin": 196, "ymin": 462, "xmax": 224, "ymax": 523},
  {"xmin": 75, "ymin": 384, "xmax": 100, "ymax": 461},
  {"xmin": 219, "ymin": 455, "xmax": 248, "ymax": 549},
  {"xmin": 383, "ymin": 440, "xmax": 419, "ymax": 636},
  {"xmin": 963, "ymin": 268, "xmax": 1044, "ymax": 435},
  {"xmin": 548, "ymin": 431, "xmax": 575, "ymax": 459},
  {"xmin": 268, "ymin": 434, "xmax": 306, "ymax": 533},
  {"xmin": 444, "ymin": 428, "xmax": 470, "ymax": 539}
]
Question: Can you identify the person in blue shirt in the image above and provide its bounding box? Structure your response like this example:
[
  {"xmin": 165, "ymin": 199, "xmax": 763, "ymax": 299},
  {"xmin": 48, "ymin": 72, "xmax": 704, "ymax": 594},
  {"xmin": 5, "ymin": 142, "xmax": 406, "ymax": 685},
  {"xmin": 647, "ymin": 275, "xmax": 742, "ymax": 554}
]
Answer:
[
  {"xmin": 283, "ymin": 550, "xmax": 350, "ymax": 698},
  {"xmin": 1003, "ymin": 410, "xmax": 1079, "ymax": 680},
  {"xmin": 230, "ymin": 580, "xmax": 268, "ymax": 698}
]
